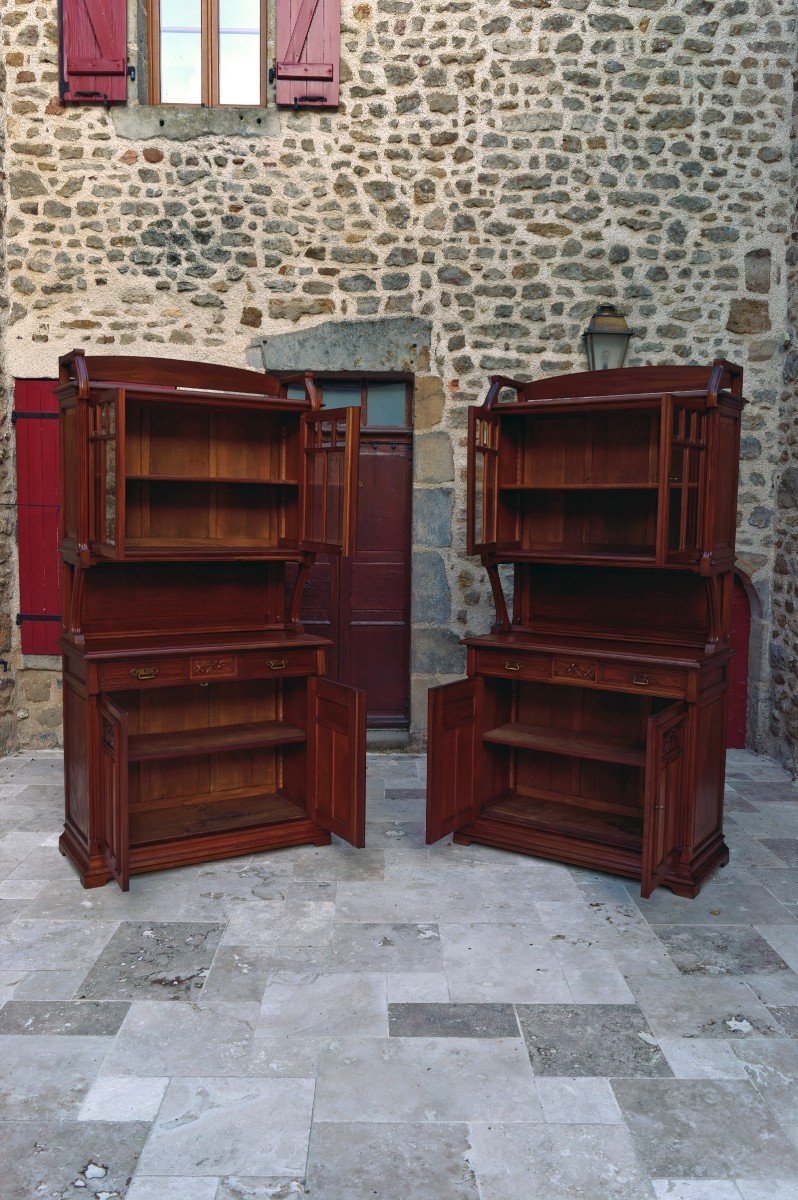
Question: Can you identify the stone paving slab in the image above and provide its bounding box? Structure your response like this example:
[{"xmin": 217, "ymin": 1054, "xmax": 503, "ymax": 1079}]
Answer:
[{"xmin": 0, "ymin": 749, "xmax": 797, "ymax": 1198}]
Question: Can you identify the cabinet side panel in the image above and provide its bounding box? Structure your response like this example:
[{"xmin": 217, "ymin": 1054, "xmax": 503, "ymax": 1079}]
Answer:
[{"xmin": 64, "ymin": 677, "xmax": 90, "ymax": 843}]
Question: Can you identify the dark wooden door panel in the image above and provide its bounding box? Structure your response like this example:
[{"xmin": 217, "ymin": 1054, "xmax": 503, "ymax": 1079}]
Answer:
[{"xmin": 308, "ymin": 677, "xmax": 366, "ymax": 847}]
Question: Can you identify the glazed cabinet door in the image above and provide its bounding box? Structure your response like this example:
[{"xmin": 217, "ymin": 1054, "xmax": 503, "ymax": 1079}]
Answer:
[
  {"xmin": 641, "ymin": 701, "xmax": 687, "ymax": 898},
  {"xmin": 97, "ymin": 694, "xmax": 130, "ymax": 891},
  {"xmin": 88, "ymin": 389, "xmax": 124, "ymax": 559},
  {"xmin": 307, "ymin": 677, "xmax": 366, "ymax": 847},
  {"xmin": 467, "ymin": 409, "xmax": 500, "ymax": 556},
  {"xmin": 659, "ymin": 399, "xmax": 706, "ymax": 567},
  {"xmin": 426, "ymin": 677, "xmax": 482, "ymax": 843},
  {"xmin": 300, "ymin": 407, "xmax": 360, "ymax": 557}
]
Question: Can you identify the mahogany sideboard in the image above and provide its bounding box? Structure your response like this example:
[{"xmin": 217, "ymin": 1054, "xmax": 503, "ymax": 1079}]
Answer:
[
  {"xmin": 426, "ymin": 362, "xmax": 745, "ymax": 897},
  {"xmin": 58, "ymin": 351, "xmax": 366, "ymax": 890}
]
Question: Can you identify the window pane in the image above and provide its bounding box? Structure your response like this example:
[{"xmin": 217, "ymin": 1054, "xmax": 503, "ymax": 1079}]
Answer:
[
  {"xmin": 286, "ymin": 385, "xmax": 305, "ymax": 401},
  {"xmin": 321, "ymin": 383, "xmax": 362, "ymax": 410},
  {"xmin": 160, "ymin": 0, "xmax": 202, "ymax": 104},
  {"xmin": 218, "ymin": 0, "xmax": 262, "ymax": 105},
  {"xmin": 366, "ymin": 382, "xmax": 407, "ymax": 427}
]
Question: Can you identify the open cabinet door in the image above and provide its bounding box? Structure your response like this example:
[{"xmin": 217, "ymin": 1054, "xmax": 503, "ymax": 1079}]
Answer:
[
  {"xmin": 426, "ymin": 678, "xmax": 482, "ymax": 844},
  {"xmin": 308, "ymin": 677, "xmax": 366, "ymax": 847},
  {"xmin": 467, "ymin": 408, "xmax": 500, "ymax": 556},
  {"xmin": 97, "ymin": 694, "xmax": 129, "ymax": 890},
  {"xmin": 300, "ymin": 407, "xmax": 360, "ymax": 557},
  {"xmin": 641, "ymin": 702, "xmax": 686, "ymax": 898},
  {"xmin": 88, "ymin": 389, "xmax": 124, "ymax": 560}
]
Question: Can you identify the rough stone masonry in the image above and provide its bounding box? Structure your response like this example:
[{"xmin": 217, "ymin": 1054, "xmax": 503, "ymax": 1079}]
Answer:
[{"xmin": 0, "ymin": 0, "xmax": 796, "ymax": 767}]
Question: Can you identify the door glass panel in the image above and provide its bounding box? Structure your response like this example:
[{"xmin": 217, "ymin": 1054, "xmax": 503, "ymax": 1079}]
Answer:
[
  {"xmin": 322, "ymin": 384, "xmax": 362, "ymax": 410},
  {"xmin": 218, "ymin": 0, "xmax": 262, "ymax": 105},
  {"xmin": 366, "ymin": 382, "xmax": 407, "ymax": 427},
  {"xmin": 160, "ymin": 0, "xmax": 202, "ymax": 104},
  {"xmin": 473, "ymin": 452, "xmax": 485, "ymax": 545}
]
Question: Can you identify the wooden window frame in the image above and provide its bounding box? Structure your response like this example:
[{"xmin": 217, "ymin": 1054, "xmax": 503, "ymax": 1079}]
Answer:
[
  {"xmin": 147, "ymin": 0, "xmax": 268, "ymax": 108},
  {"xmin": 316, "ymin": 377, "xmax": 413, "ymax": 432}
]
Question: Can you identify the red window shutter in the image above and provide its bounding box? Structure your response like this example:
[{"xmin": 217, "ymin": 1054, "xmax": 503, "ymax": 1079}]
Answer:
[
  {"xmin": 59, "ymin": 0, "xmax": 127, "ymax": 105},
  {"xmin": 14, "ymin": 381, "xmax": 62, "ymax": 656},
  {"xmin": 275, "ymin": 0, "xmax": 340, "ymax": 108}
]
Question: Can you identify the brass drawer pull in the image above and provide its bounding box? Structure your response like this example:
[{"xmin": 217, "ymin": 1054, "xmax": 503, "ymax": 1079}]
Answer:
[
  {"xmin": 504, "ymin": 661, "xmax": 522, "ymax": 672},
  {"xmin": 130, "ymin": 667, "xmax": 158, "ymax": 681},
  {"xmin": 268, "ymin": 659, "xmax": 288, "ymax": 670},
  {"xmin": 632, "ymin": 674, "xmax": 651, "ymax": 687}
]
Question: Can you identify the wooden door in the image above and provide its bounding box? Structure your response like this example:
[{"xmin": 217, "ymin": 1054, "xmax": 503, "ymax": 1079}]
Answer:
[
  {"xmin": 307, "ymin": 677, "xmax": 366, "ymax": 847},
  {"xmin": 426, "ymin": 677, "xmax": 482, "ymax": 844},
  {"xmin": 97, "ymin": 694, "xmax": 130, "ymax": 890},
  {"xmin": 727, "ymin": 573, "xmax": 751, "ymax": 748},
  {"xmin": 641, "ymin": 701, "xmax": 686, "ymax": 898}
]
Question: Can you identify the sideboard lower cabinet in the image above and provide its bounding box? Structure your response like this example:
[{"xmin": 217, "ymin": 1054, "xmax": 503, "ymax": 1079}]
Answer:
[
  {"xmin": 427, "ymin": 363, "xmax": 744, "ymax": 898},
  {"xmin": 58, "ymin": 352, "xmax": 365, "ymax": 890}
]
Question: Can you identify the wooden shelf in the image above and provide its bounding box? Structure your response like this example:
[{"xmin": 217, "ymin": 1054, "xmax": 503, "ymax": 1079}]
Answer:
[
  {"xmin": 125, "ymin": 537, "xmax": 287, "ymax": 552},
  {"xmin": 499, "ymin": 544, "xmax": 656, "ymax": 561},
  {"xmin": 484, "ymin": 792, "xmax": 643, "ymax": 850},
  {"xmin": 499, "ymin": 482, "xmax": 659, "ymax": 491},
  {"xmin": 483, "ymin": 721, "xmax": 646, "ymax": 766},
  {"xmin": 126, "ymin": 475, "xmax": 299, "ymax": 486},
  {"xmin": 130, "ymin": 790, "xmax": 307, "ymax": 843},
  {"xmin": 128, "ymin": 720, "xmax": 307, "ymax": 762}
]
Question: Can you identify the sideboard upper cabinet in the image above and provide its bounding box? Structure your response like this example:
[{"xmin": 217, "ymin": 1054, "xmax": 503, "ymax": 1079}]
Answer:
[
  {"xmin": 468, "ymin": 362, "xmax": 744, "ymax": 574},
  {"xmin": 58, "ymin": 352, "xmax": 359, "ymax": 563}
]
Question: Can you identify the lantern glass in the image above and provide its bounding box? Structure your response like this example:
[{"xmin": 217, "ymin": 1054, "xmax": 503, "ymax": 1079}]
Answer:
[{"xmin": 583, "ymin": 304, "xmax": 633, "ymax": 371}]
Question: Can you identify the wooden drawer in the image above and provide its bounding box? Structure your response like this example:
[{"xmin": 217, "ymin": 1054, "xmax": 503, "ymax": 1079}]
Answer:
[
  {"xmin": 98, "ymin": 658, "xmax": 189, "ymax": 691},
  {"xmin": 474, "ymin": 649, "xmax": 551, "ymax": 682},
  {"xmin": 237, "ymin": 649, "xmax": 319, "ymax": 679},
  {"xmin": 598, "ymin": 662, "xmax": 688, "ymax": 698}
]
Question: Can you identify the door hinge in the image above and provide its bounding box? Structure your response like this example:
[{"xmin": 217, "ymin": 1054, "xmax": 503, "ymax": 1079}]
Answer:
[
  {"xmin": 12, "ymin": 410, "xmax": 58, "ymax": 424},
  {"xmin": 128, "ymin": 65, "xmax": 136, "ymax": 82},
  {"xmin": 16, "ymin": 614, "xmax": 61, "ymax": 626}
]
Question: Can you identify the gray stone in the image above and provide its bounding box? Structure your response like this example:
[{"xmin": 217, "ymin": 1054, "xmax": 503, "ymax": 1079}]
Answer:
[
  {"xmin": 613, "ymin": 1078, "xmax": 798, "ymax": 1178},
  {"xmin": 411, "ymin": 628, "xmax": 464, "ymax": 673},
  {"xmin": 76, "ymin": 921, "xmax": 224, "ymax": 1001},
  {"xmin": 306, "ymin": 1122, "xmax": 480, "ymax": 1199},
  {"xmin": 726, "ymin": 298, "xmax": 771, "ymax": 334},
  {"xmin": 250, "ymin": 317, "xmax": 432, "ymax": 375},
  {"xmin": 413, "ymin": 432, "xmax": 455, "ymax": 484},
  {"xmin": 113, "ymin": 105, "xmax": 282, "ymax": 140},
  {"xmin": 745, "ymin": 249, "xmax": 772, "ymax": 294},
  {"xmin": 412, "ymin": 552, "xmax": 451, "ymax": 623},
  {"xmin": 0, "ymin": 1034, "xmax": 111, "ymax": 1120},
  {"xmin": 0, "ymin": 1000, "xmax": 129, "ymax": 1035},
  {"xmin": 651, "ymin": 925, "xmax": 791, "ymax": 976},
  {"xmin": 413, "ymin": 488, "xmax": 453, "ymax": 547},
  {"xmin": 0, "ymin": 1119, "xmax": 150, "ymax": 1200},
  {"xmin": 323, "ymin": 922, "xmax": 444, "ymax": 973},
  {"xmin": 100, "ymin": 1000, "xmax": 258, "ymax": 1076},
  {"xmin": 388, "ymin": 1002, "xmax": 519, "ymax": 1038},
  {"xmin": 517, "ymin": 1003, "xmax": 671, "ymax": 1078}
]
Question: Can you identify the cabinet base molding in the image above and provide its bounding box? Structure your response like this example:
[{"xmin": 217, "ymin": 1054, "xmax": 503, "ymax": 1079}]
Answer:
[{"xmin": 59, "ymin": 825, "xmax": 113, "ymax": 890}]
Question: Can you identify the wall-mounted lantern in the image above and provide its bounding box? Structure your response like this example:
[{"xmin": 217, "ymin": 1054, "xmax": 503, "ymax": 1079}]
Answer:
[{"xmin": 582, "ymin": 304, "xmax": 634, "ymax": 371}]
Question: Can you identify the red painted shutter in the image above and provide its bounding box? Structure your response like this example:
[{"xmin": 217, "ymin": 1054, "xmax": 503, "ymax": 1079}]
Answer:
[
  {"xmin": 15, "ymin": 381, "xmax": 62, "ymax": 656},
  {"xmin": 275, "ymin": 0, "xmax": 340, "ymax": 108},
  {"xmin": 59, "ymin": 0, "xmax": 128, "ymax": 105}
]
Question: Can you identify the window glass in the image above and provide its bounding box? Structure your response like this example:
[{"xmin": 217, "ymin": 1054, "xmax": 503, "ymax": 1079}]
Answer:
[
  {"xmin": 218, "ymin": 0, "xmax": 261, "ymax": 105},
  {"xmin": 366, "ymin": 382, "xmax": 407, "ymax": 427},
  {"xmin": 286, "ymin": 385, "xmax": 305, "ymax": 401},
  {"xmin": 321, "ymin": 383, "xmax": 362, "ymax": 410},
  {"xmin": 160, "ymin": 0, "xmax": 202, "ymax": 104}
]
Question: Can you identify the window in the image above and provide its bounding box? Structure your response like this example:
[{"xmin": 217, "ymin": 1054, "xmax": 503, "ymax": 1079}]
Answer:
[
  {"xmin": 148, "ymin": 0, "xmax": 267, "ymax": 107},
  {"xmin": 286, "ymin": 380, "xmax": 412, "ymax": 429}
]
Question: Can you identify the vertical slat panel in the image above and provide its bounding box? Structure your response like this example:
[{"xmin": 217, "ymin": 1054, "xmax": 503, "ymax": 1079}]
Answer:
[{"xmin": 15, "ymin": 379, "xmax": 62, "ymax": 655}]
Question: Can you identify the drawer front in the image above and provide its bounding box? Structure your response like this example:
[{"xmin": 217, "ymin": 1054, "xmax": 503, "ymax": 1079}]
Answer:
[
  {"xmin": 98, "ymin": 658, "xmax": 189, "ymax": 691},
  {"xmin": 552, "ymin": 657, "xmax": 599, "ymax": 684},
  {"xmin": 190, "ymin": 654, "xmax": 237, "ymax": 680},
  {"xmin": 237, "ymin": 649, "xmax": 319, "ymax": 680},
  {"xmin": 598, "ymin": 662, "xmax": 688, "ymax": 698},
  {"xmin": 474, "ymin": 649, "xmax": 551, "ymax": 682}
]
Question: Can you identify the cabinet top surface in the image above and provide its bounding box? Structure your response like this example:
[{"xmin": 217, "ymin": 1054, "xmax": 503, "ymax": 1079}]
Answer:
[
  {"xmin": 463, "ymin": 631, "xmax": 731, "ymax": 669},
  {"xmin": 62, "ymin": 629, "xmax": 330, "ymax": 661}
]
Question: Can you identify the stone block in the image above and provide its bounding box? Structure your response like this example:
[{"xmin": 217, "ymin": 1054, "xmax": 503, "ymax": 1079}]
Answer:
[
  {"xmin": 415, "ymin": 433, "xmax": 454, "ymax": 484},
  {"xmin": 726, "ymin": 299, "xmax": 771, "ymax": 334},
  {"xmin": 414, "ymin": 376, "xmax": 445, "ymax": 429},
  {"xmin": 411, "ymin": 628, "xmax": 465, "ymax": 674},
  {"xmin": 412, "ymin": 488, "xmax": 452, "ymax": 548},
  {"xmin": 745, "ymin": 249, "xmax": 771, "ymax": 294},
  {"xmin": 252, "ymin": 317, "xmax": 432, "ymax": 375},
  {"xmin": 412, "ymin": 552, "xmax": 451, "ymax": 624}
]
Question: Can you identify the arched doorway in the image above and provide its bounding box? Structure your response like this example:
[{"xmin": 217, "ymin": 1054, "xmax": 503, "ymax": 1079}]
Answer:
[{"xmin": 727, "ymin": 569, "xmax": 753, "ymax": 748}]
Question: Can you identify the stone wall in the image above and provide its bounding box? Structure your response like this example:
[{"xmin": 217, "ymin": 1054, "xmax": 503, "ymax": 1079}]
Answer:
[{"xmin": 1, "ymin": 0, "xmax": 796, "ymax": 750}]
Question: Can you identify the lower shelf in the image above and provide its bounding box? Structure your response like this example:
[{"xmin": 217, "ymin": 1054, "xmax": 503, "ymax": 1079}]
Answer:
[
  {"xmin": 128, "ymin": 720, "xmax": 306, "ymax": 762},
  {"xmin": 130, "ymin": 789, "xmax": 306, "ymax": 844},
  {"xmin": 484, "ymin": 792, "xmax": 643, "ymax": 851}
]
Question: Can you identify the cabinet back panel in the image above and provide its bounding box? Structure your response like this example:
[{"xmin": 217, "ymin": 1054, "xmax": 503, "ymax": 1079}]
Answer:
[
  {"xmin": 501, "ymin": 411, "xmax": 659, "ymax": 486},
  {"xmin": 83, "ymin": 562, "xmax": 285, "ymax": 636},
  {"xmin": 514, "ymin": 565, "xmax": 713, "ymax": 645},
  {"xmin": 125, "ymin": 482, "xmax": 290, "ymax": 546},
  {"xmin": 114, "ymin": 680, "xmax": 281, "ymax": 736},
  {"xmin": 513, "ymin": 748, "xmax": 644, "ymax": 810},
  {"xmin": 512, "ymin": 680, "xmax": 654, "ymax": 744},
  {"xmin": 505, "ymin": 491, "xmax": 658, "ymax": 553},
  {"xmin": 130, "ymin": 749, "xmax": 280, "ymax": 809}
]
